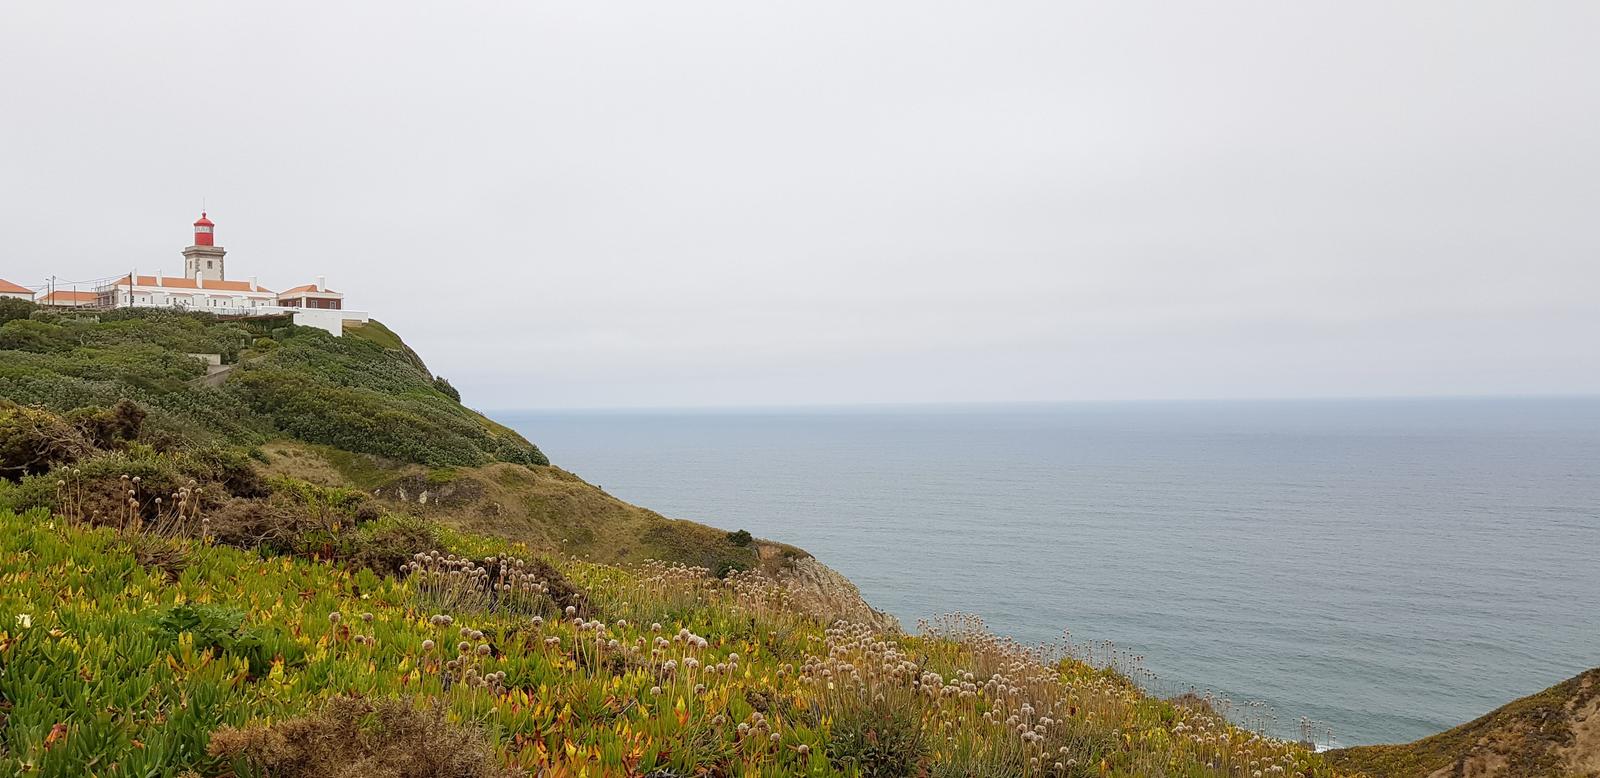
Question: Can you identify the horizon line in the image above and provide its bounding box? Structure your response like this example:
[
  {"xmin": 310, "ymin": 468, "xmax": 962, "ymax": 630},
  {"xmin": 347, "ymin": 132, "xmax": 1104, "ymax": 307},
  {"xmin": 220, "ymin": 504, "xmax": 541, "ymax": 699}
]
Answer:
[{"xmin": 479, "ymin": 391, "xmax": 1600, "ymax": 415}]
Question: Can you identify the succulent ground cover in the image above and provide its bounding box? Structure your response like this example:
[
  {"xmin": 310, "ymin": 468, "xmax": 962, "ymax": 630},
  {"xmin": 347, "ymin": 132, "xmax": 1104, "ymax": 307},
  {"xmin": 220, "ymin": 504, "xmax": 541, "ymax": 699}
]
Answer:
[{"xmin": 0, "ymin": 507, "xmax": 1342, "ymax": 777}]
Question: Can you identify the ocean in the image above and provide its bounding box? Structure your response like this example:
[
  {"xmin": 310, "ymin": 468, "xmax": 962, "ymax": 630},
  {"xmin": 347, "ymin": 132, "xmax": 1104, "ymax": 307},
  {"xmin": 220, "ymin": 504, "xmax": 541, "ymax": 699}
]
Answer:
[{"xmin": 495, "ymin": 397, "xmax": 1600, "ymax": 747}]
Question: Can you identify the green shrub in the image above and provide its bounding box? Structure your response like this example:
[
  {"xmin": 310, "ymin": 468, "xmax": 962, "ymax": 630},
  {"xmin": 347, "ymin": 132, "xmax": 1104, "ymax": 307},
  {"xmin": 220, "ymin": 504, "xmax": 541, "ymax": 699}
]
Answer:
[
  {"xmin": 0, "ymin": 319, "xmax": 69, "ymax": 353},
  {"xmin": 267, "ymin": 477, "xmax": 376, "ymax": 520},
  {"xmin": 0, "ymin": 309, "xmax": 545, "ymax": 468},
  {"xmin": 643, "ymin": 520, "xmax": 760, "ymax": 578},
  {"xmin": 148, "ymin": 603, "xmax": 277, "ymax": 676},
  {"xmin": 227, "ymin": 368, "xmax": 528, "ymax": 467},
  {"xmin": 202, "ymin": 478, "xmax": 390, "ymax": 557},
  {"xmin": 7, "ymin": 445, "xmax": 278, "ymax": 528},
  {"xmin": 174, "ymin": 445, "xmax": 269, "ymax": 498},
  {"xmin": 825, "ymin": 697, "xmax": 929, "ymax": 778},
  {"xmin": 208, "ymin": 496, "xmax": 321, "ymax": 552},
  {"xmin": 0, "ymin": 399, "xmax": 93, "ymax": 479},
  {"xmin": 0, "ymin": 296, "xmax": 35, "ymax": 325},
  {"xmin": 432, "ymin": 375, "xmax": 461, "ymax": 402},
  {"xmin": 208, "ymin": 696, "xmax": 517, "ymax": 778},
  {"xmin": 343, "ymin": 514, "xmax": 442, "ymax": 573},
  {"xmin": 66, "ymin": 399, "xmax": 147, "ymax": 449}
]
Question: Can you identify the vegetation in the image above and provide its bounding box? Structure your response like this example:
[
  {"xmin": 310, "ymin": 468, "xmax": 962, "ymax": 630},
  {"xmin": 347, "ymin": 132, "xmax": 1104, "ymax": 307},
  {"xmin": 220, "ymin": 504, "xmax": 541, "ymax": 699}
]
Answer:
[
  {"xmin": 433, "ymin": 376, "xmax": 463, "ymax": 403},
  {"xmin": 208, "ymin": 696, "xmax": 517, "ymax": 778},
  {"xmin": 0, "ymin": 302, "xmax": 544, "ymax": 467},
  {"xmin": 0, "ymin": 304, "xmax": 759, "ymax": 570},
  {"xmin": 257, "ymin": 442, "xmax": 770, "ymax": 572},
  {"xmin": 1328, "ymin": 668, "xmax": 1600, "ymax": 778},
  {"xmin": 0, "ymin": 507, "xmax": 1344, "ymax": 777},
  {"xmin": 0, "ymin": 304, "xmax": 1349, "ymax": 775}
]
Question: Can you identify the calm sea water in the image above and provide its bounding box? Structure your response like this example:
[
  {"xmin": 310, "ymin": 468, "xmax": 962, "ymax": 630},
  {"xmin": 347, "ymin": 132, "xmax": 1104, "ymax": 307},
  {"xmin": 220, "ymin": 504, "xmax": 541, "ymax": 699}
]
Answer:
[{"xmin": 495, "ymin": 398, "xmax": 1600, "ymax": 747}]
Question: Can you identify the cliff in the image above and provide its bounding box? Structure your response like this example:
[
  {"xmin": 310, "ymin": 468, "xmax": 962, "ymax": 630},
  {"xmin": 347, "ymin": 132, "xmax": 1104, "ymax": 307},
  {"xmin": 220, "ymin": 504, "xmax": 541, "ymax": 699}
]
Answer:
[
  {"xmin": 1329, "ymin": 668, "xmax": 1600, "ymax": 778},
  {"xmin": 0, "ymin": 301, "xmax": 891, "ymax": 628},
  {"xmin": 764, "ymin": 545, "xmax": 902, "ymax": 633}
]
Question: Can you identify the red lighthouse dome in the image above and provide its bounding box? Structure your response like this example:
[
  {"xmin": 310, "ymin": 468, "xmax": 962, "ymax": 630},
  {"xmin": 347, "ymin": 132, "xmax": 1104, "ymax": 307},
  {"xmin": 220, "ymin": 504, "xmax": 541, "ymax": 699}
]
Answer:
[{"xmin": 193, "ymin": 212, "xmax": 215, "ymax": 246}]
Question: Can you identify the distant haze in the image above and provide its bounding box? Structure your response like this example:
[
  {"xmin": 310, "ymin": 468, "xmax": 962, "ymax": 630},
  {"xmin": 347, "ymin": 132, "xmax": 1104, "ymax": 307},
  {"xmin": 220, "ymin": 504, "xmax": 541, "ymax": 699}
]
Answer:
[{"xmin": 3, "ymin": 2, "xmax": 1596, "ymax": 408}]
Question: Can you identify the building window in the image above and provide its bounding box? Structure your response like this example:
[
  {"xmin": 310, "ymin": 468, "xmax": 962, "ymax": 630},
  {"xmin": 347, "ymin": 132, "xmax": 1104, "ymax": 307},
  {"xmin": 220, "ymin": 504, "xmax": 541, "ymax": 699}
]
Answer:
[{"xmin": 206, "ymin": 261, "xmax": 213, "ymax": 269}]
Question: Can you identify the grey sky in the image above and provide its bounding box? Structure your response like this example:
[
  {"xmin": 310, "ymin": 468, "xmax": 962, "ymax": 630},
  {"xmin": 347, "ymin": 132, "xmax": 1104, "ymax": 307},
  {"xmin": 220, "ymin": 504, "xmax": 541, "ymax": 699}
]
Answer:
[{"xmin": 3, "ymin": 2, "xmax": 1596, "ymax": 408}]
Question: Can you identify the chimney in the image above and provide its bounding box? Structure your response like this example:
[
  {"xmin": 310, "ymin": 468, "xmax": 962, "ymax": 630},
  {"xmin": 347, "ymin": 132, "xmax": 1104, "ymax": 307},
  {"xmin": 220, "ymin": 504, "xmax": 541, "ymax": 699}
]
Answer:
[
  {"xmin": 316, "ymin": 275, "xmax": 327, "ymax": 292},
  {"xmin": 249, "ymin": 276, "xmax": 258, "ymax": 291},
  {"xmin": 155, "ymin": 268, "xmax": 163, "ymax": 285}
]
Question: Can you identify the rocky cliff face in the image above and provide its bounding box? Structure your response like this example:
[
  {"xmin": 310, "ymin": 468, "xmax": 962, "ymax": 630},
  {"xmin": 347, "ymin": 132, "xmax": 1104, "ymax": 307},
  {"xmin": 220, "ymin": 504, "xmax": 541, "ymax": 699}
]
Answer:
[
  {"xmin": 757, "ymin": 543, "xmax": 901, "ymax": 633},
  {"xmin": 1329, "ymin": 667, "xmax": 1600, "ymax": 778}
]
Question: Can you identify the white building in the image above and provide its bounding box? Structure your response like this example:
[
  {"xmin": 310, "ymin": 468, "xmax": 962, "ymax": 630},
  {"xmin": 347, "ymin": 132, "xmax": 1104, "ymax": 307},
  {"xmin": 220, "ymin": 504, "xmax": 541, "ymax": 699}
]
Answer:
[
  {"xmin": 89, "ymin": 212, "xmax": 369, "ymax": 336},
  {"xmin": 277, "ymin": 277, "xmax": 345, "ymax": 310},
  {"xmin": 101, "ymin": 271, "xmax": 278, "ymax": 313},
  {"xmin": 0, "ymin": 278, "xmax": 32, "ymax": 301}
]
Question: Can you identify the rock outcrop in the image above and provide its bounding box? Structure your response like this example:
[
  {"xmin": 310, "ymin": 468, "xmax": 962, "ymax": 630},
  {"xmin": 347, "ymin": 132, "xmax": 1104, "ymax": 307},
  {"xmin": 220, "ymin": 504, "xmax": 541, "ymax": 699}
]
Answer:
[
  {"xmin": 1328, "ymin": 667, "xmax": 1600, "ymax": 778},
  {"xmin": 758, "ymin": 543, "xmax": 901, "ymax": 633}
]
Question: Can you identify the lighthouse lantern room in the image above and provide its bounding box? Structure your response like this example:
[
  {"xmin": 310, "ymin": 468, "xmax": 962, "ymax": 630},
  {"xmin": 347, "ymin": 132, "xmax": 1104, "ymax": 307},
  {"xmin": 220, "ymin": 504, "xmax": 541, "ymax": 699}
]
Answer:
[{"xmin": 192, "ymin": 213, "xmax": 215, "ymax": 245}]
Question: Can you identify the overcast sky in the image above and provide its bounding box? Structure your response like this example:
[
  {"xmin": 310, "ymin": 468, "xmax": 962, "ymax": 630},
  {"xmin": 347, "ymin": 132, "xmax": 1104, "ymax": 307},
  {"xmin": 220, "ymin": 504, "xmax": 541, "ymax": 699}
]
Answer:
[{"xmin": 2, "ymin": 2, "xmax": 1596, "ymax": 409}]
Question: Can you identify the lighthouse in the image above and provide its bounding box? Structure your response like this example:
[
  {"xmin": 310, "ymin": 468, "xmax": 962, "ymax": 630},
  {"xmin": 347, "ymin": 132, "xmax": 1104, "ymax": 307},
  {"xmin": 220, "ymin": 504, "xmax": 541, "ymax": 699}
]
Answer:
[{"xmin": 182, "ymin": 212, "xmax": 227, "ymax": 282}]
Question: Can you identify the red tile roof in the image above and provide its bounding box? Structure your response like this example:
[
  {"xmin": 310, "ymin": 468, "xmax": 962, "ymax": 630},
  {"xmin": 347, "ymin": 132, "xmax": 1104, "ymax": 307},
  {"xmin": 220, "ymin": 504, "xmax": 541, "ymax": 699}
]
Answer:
[
  {"xmin": 0, "ymin": 278, "xmax": 32, "ymax": 295},
  {"xmin": 113, "ymin": 275, "xmax": 273, "ymax": 293},
  {"xmin": 278, "ymin": 284, "xmax": 341, "ymax": 296},
  {"xmin": 39, "ymin": 290, "xmax": 100, "ymax": 305}
]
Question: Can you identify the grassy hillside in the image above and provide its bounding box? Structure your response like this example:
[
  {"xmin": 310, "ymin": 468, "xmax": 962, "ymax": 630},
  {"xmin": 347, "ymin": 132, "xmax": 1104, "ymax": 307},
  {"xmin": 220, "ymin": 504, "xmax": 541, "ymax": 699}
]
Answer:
[
  {"xmin": 1328, "ymin": 668, "xmax": 1600, "ymax": 778},
  {"xmin": 0, "ymin": 300, "xmax": 1345, "ymax": 776},
  {"xmin": 0, "ymin": 300, "xmax": 543, "ymax": 467},
  {"xmin": 0, "ymin": 301, "xmax": 800, "ymax": 583},
  {"xmin": 258, "ymin": 440, "xmax": 783, "ymax": 575}
]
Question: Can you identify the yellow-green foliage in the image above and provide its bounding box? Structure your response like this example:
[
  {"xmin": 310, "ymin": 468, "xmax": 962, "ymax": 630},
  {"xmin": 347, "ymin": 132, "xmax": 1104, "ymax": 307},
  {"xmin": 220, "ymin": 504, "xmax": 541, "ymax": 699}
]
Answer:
[
  {"xmin": 0, "ymin": 308, "xmax": 544, "ymax": 468},
  {"xmin": 263, "ymin": 443, "xmax": 770, "ymax": 571},
  {"xmin": 0, "ymin": 510, "xmax": 1345, "ymax": 777},
  {"xmin": 344, "ymin": 320, "xmax": 408, "ymax": 353}
]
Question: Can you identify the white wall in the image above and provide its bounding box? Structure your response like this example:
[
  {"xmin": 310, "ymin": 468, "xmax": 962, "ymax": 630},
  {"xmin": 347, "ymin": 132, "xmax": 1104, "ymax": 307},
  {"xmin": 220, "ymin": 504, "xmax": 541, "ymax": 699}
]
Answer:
[
  {"xmin": 87, "ymin": 290, "xmax": 369, "ymax": 336},
  {"xmin": 284, "ymin": 307, "xmax": 369, "ymax": 336}
]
